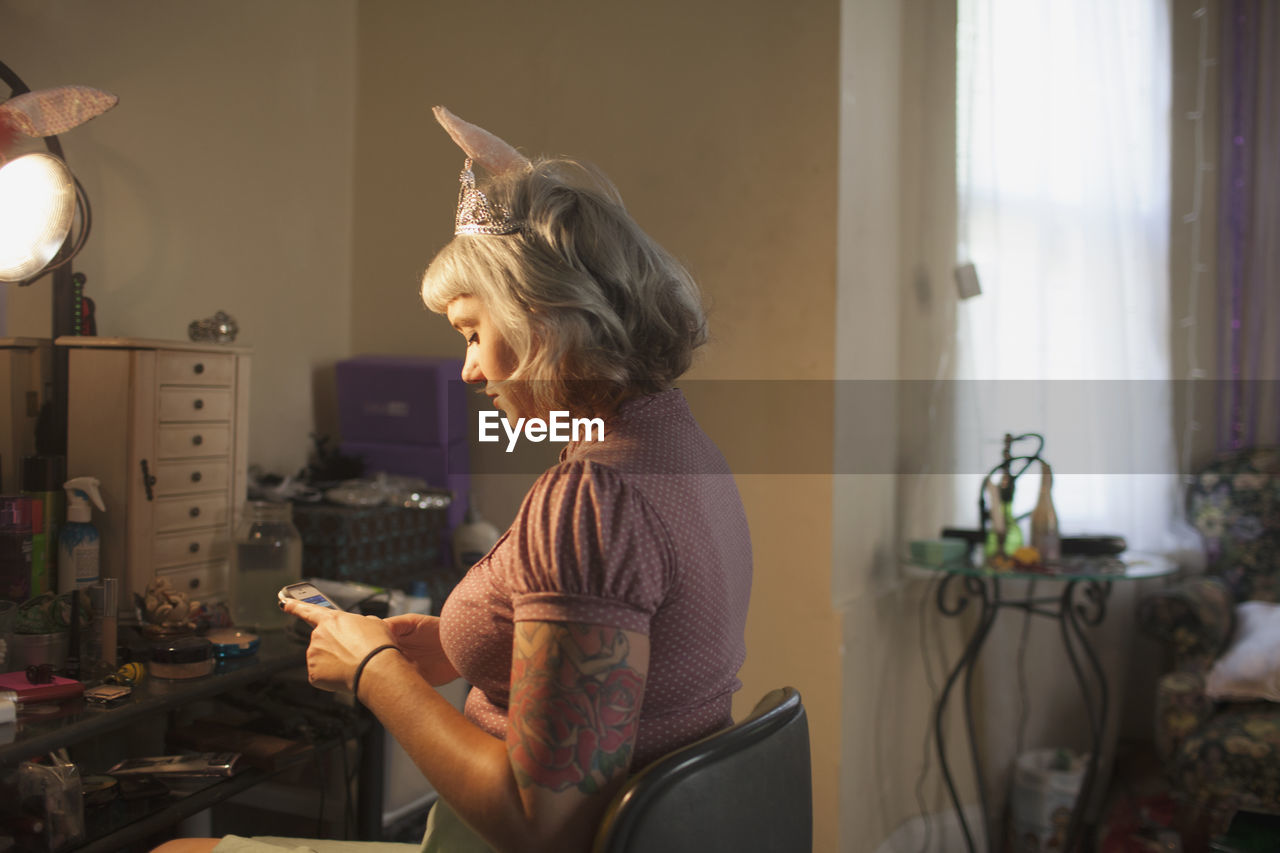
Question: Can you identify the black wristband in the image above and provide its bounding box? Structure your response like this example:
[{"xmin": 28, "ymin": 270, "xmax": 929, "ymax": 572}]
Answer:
[{"xmin": 352, "ymin": 644, "xmax": 398, "ymax": 704}]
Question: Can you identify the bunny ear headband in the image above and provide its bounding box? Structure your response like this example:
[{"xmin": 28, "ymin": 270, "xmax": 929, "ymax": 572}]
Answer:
[
  {"xmin": 1, "ymin": 85, "xmax": 117, "ymax": 156},
  {"xmin": 433, "ymin": 105, "xmax": 530, "ymax": 236}
]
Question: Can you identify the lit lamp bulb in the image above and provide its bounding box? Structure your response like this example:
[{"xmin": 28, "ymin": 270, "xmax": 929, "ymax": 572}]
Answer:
[{"xmin": 0, "ymin": 152, "xmax": 75, "ymax": 282}]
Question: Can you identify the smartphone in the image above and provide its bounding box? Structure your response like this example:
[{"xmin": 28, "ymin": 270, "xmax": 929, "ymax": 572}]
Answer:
[{"xmin": 278, "ymin": 581, "xmax": 339, "ymax": 610}]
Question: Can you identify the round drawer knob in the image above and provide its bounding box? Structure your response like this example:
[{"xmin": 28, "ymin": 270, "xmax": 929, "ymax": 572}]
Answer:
[
  {"xmin": 192, "ymin": 435, "xmax": 203, "ymax": 446},
  {"xmin": 189, "ymin": 577, "xmax": 200, "ymax": 589},
  {"xmin": 189, "ymin": 507, "xmax": 201, "ymax": 518},
  {"xmin": 188, "ymin": 542, "xmax": 200, "ymax": 554},
  {"xmin": 194, "ymin": 363, "xmax": 205, "ymax": 375},
  {"xmin": 191, "ymin": 471, "xmax": 203, "ymax": 483},
  {"xmin": 193, "ymin": 399, "xmax": 204, "ymax": 410}
]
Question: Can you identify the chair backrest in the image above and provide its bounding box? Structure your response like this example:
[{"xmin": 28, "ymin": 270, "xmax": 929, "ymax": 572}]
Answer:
[
  {"xmin": 591, "ymin": 687, "xmax": 812, "ymax": 853},
  {"xmin": 1187, "ymin": 447, "xmax": 1280, "ymax": 602}
]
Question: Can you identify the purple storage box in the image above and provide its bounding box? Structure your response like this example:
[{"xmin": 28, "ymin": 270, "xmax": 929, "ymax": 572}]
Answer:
[
  {"xmin": 336, "ymin": 356, "xmax": 467, "ymax": 446},
  {"xmin": 342, "ymin": 440, "xmax": 471, "ymax": 527}
]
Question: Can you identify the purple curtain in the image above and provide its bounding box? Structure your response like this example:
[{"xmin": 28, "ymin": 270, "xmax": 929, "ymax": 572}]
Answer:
[{"xmin": 1219, "ymin": 0, "xmax": 1280, "ymax": 451}]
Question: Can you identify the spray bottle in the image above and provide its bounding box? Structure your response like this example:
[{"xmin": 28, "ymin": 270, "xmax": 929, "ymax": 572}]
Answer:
[{"xmin": 58, "ymin": 477, "xmax": 106, "ymax": 591}]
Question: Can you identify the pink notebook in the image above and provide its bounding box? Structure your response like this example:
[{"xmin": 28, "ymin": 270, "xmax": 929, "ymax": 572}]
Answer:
[{"xmin": 0, "ymin": 671, "xmax": 84, "ymax": 703}]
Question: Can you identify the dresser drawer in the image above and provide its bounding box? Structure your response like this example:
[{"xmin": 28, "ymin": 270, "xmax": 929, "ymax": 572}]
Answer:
[
  {"xmin": 157, "ymin": 561, "xmax": 229, "ymax": 601},
  {"xmin": 158, "ymin": 388, "xmax": 233, "ymax": 423},
  {"xmin": 157, "ymin": 424, "xmax": 231, "ymax": 459},
  {"xmin": 157, "ymin": 351, "xmax": 235, "ymax": 387},
  {"xmin": 151, "ymin": 460, "xmax": 230, "ymax": 497},
  {"xmin": 154, "ymin": 528, "xmax": 230, "ymax": 570},
  {"xmin": 154, "ymin": 494, "xmax": 231, "ymax": 533}
]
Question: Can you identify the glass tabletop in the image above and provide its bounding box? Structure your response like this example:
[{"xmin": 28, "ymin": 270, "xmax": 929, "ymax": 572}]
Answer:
[
  {"xmin": 908, "ymin": 550, "xmax": 1178, "ymax": 583},
  {"xmin": 0, "ymin": 629, "xmax": 307, "ymax": 764}
]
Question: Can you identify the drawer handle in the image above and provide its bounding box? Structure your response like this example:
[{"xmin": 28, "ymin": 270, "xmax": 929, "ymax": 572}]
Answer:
[
  {"xmin": 194, "ymin": 363, "xmax": 205, "ymax": 375},
  {"xmin": 189, "ymin": 577, "xmax": 200, "ymax": 589},
  {"xmin": 192, "ymin": 434, "xmax": 203, "ymax": 446},
  {"xmin": 140, "ymin": 459, "xmax": 156, "ymax": 502},
  {"xmin": 193, "ymin": 399, "xmax": 204, "ymax": 410},
  {"xmin": 189, "ymin": 542, "xmax": 200, "ymax": 554},
  {"xmin": 191, "ymin": 471, "xmax": 203, "ymax": 483},
  {"xmin": 189, "ymin": 507, "xmax": 201, "ymax": 518}
]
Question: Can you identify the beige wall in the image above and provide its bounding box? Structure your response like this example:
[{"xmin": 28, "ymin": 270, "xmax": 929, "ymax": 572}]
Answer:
[
  {"xmin": 2, "ymin": 0, "xmax": 358, "ymax": 476},
  {"xmin": 350, "ymin": 2, "xmax": 844, "ymax": 848}
]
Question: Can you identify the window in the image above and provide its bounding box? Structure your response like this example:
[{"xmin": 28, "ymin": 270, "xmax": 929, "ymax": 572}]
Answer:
[{"xmin": 954, "ymin": 0, "xmax": 1180, "ymax": 548}]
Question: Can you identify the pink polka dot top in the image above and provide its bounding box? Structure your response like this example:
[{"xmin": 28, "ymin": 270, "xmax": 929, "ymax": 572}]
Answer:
[{"xmin": 438, "ymin": 389, "xmax": 753, "ymax": 767}]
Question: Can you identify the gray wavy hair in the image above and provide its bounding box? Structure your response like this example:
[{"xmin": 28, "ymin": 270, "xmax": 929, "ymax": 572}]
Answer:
[{"xmin": 421, "ymin": 158, "xmax": 708, "ymax": 416}]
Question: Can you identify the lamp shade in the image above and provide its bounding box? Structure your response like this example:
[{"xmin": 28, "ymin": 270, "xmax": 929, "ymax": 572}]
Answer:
[{"xmin": 0, "ymin": 151, "xmax": 76, "ymax": 282}]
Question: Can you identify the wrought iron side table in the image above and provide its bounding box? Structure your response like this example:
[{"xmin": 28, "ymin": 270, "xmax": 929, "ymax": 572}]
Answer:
[{"xmin": 912, "ymin": 553, "xmax": 1177, "ymax": 853}]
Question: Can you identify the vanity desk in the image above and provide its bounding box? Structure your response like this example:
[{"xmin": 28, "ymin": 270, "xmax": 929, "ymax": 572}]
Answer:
[{"xmin": 1, "ymin": 630, "xmax": 384, "ymax": 852}]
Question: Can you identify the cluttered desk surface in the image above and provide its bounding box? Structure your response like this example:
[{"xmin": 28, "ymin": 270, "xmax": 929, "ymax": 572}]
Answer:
[
  {"xmin": 0, "ymin": 629, "xmax": 305, "ymax": 765},
  {"xmin": 0, "ymin": 629, "xmax": 381, "ymax": 852}
]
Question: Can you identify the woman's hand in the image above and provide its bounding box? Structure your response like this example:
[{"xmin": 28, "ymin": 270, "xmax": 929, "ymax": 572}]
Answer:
[
  {"xmin": 384, "ymin": 613, "xmax": 461, "ymax": 686},
  {"xmin": 282, "ymin": 599, "xmax": 396, "ymax": 693}
]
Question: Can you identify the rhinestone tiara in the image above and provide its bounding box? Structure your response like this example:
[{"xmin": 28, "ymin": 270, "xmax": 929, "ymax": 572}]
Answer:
[{"xmin": 455, "ymin": 158, "xmax": 522, "ymax": 236}]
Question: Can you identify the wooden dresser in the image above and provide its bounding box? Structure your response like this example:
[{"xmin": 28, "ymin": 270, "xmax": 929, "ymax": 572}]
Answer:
[{"xmin": 58, "ymin": 337, "xmax": 250, "ymax": 620}]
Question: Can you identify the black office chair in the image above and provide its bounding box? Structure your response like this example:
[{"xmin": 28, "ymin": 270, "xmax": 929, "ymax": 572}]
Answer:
[{"xmin": 592, "ymin": 687, "xmax": 812, "ymax": 853}]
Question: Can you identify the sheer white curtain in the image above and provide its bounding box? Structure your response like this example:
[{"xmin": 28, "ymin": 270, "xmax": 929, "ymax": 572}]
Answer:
[{"xmin": 955, "ymin": 0, "xmax": 1182, "ymax": 551}]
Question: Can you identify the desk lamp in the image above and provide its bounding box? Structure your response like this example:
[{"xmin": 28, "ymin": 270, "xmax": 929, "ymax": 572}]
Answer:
[
  {"xmin": 1, "ymin": 62, "xmax": 114, "ymax": 449},
  {"xmin": 0, "ymin": 61, "xmax": 116, "ymax": 329}
]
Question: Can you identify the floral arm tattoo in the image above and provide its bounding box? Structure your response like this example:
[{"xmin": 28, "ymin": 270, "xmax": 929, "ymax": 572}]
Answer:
[{"xmin": 508, "ymin": 622, "xmax": 645, "ymax": 794}]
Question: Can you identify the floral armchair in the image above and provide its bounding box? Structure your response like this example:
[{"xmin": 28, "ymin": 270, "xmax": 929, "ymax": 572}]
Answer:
[{"xmin": 1137, "ymin": 447, "xmax": 1280, "ymax": 844}]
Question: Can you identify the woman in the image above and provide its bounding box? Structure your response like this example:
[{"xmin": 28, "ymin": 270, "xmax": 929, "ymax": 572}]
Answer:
[{"xmin": 157, "ymin": 107, "xmax": 751, "ymax": 853}]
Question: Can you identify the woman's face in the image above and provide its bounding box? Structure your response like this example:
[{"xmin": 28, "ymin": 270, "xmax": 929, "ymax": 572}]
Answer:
[{"xmin": 446, "ymin": 295, "xmax": 533, "ymax": 421}]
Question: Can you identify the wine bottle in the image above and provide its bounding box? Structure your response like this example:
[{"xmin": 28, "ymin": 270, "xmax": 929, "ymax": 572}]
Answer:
[{"xmin": 1030, "ymin": 460, "xmax": 1060, "ymax": 562}]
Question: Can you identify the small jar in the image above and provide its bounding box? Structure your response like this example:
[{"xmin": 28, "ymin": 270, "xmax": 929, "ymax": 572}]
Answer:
[
  {"xmin": 206, "ymin": 628, "xmax": 259, "ymax": 660},
  {"xmin": 149, "ymin": 636, "xmax": 214, "ymax": 679},
  {"xmin": 230, "ymin": 501, "xmax": 302, "ymax": 631}
]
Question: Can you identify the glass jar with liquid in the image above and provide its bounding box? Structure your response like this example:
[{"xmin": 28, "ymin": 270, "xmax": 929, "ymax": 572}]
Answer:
[{"xmin": 230, "ymin": 501, "xmax": 302, "ymax": 631}]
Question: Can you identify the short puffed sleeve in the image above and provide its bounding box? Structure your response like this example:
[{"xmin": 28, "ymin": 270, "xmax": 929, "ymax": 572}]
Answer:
[{"xmin": 503, "ymin": 461, "xmax": 674, "ymax": 634}]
